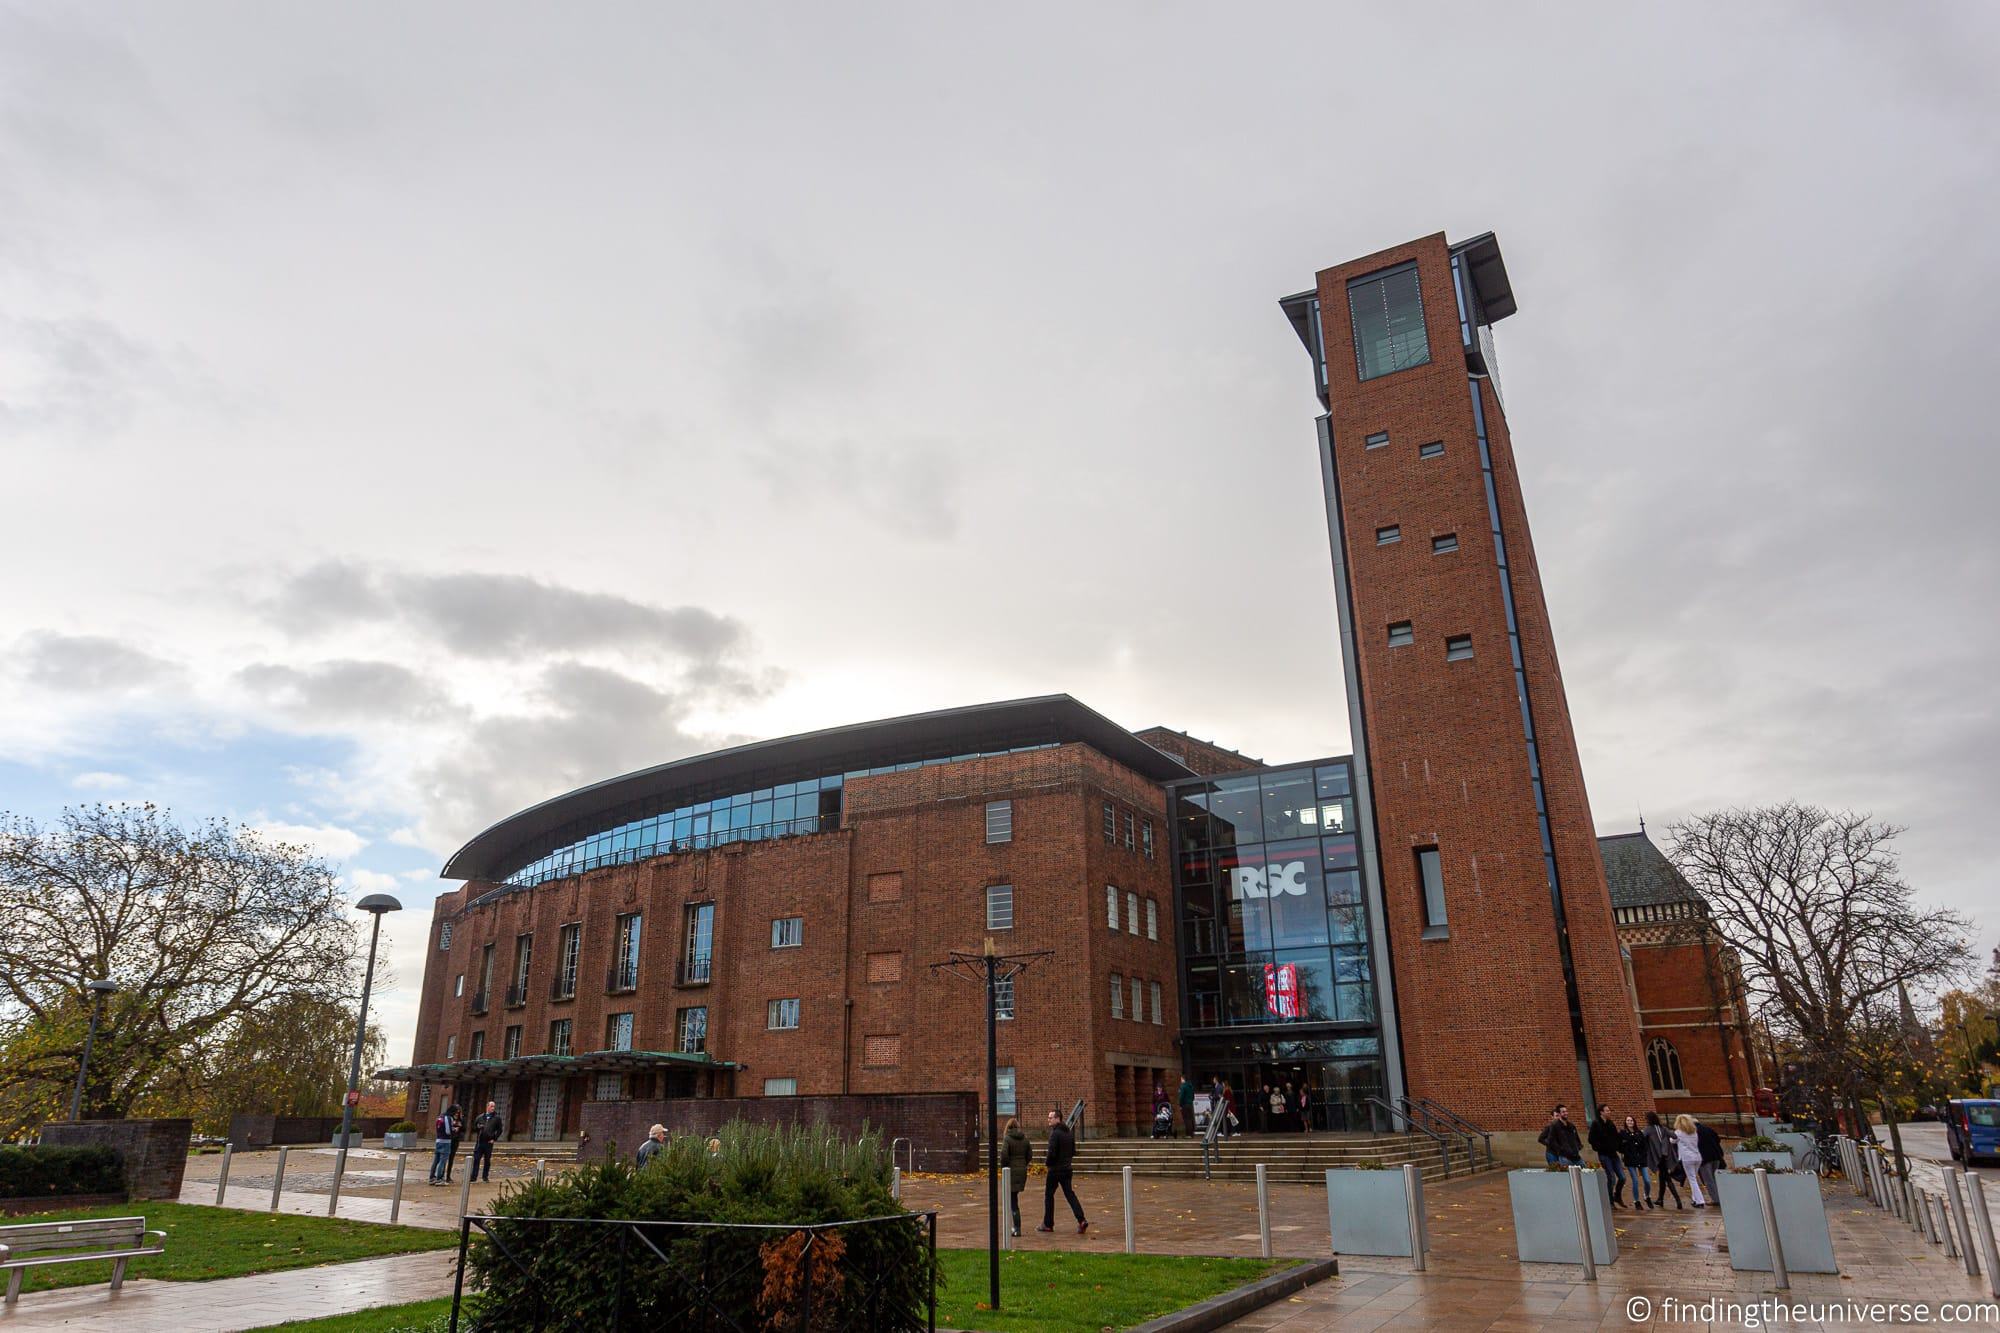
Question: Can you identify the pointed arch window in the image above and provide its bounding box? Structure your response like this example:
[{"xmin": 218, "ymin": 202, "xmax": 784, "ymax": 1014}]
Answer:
[{"xmin": 1647, "ymin": 1037, "xmax": 1685, "ymax": 1092}]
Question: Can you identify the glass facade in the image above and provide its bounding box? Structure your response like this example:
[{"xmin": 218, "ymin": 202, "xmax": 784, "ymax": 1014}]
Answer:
[
  {"xmin": 1348, "ymin": 263, "xmax": 1430, "ymax": 381},
  {"xmin": 1171, "ymin": 758, "xmax": 1391, "ymax": 1131}
]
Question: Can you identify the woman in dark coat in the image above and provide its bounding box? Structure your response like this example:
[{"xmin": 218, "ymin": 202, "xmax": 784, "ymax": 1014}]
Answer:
[
  {"xmin": 1644, "ymin": 1110, "xmax": 1683, "ymax": 1209},
  {"xmin": 1618, "ymin": 1114, "xmax": 1652, "ymax": 1211},
  {"xmin": 1001, "ymin": 1117, "xmax": 1032, "ymax": 1237}
]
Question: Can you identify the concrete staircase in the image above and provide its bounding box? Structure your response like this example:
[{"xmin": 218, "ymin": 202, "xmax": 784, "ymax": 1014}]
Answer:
[{"xmin": 1059, "ymin": 1132, "xmax": 1496, "ymax": 1184}]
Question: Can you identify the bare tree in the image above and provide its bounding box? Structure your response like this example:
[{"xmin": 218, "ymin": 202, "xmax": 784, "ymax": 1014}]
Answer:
[
  {"xmin": 1669, "ymin": 803, "xmax": 1974, "ymax": 1154},
  {"xmin": 0, "ymin": 804, "xmax": 363, "ymax": 1135}
]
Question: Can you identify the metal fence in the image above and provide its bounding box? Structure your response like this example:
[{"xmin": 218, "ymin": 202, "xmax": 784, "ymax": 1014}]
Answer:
[
  {"xmin": 1835, "ymin": 1133, "xmax": 1999, "ymax": 1299},
  {"xmin": 449, "ymin": 1211, "xmax": 939, "ymax": 1332}
]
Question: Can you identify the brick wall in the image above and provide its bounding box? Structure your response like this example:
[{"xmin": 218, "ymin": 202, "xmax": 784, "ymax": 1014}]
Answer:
[
  {"xmin": 1132, "ymin": 728, "xmax": 1260, "ymax": 776},
  {"xmin": 228, "ymin": 1114, "xmax": 401, "ymax": 1149},
  {"xmin": 579, "ymin": 1092, "xmax": 979, "ymax": 1172},
  {"xmin": 40, "ymin": 1119, "xmax": 192, "ymax": 1200},
  {"xmin": 1624, "ymin": 926, "xmax": 1759, "ymax": 1128}
]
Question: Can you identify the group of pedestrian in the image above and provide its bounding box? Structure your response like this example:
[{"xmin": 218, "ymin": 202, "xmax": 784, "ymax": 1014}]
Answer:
[
  {"xmin": 1541, "ymin": 1102, "xmax": 1723, "ymax": 1210},
  {"xmin": 998, "ymin": 1109, "xmax": 1090, "ymax": 1238},
  {"xmin": 426, "ymin": 1099, "xmax": 505, "ymax": 1186},
  {"xmin": 1257, "ymin": 1080, "xmax": 1313, "ymax": 1132}
]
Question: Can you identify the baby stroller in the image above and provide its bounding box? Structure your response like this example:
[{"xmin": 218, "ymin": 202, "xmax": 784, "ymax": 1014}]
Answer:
[{"xmin": 1151, "ymin": 1103, "xmax": 1174, "ymax": 1138}]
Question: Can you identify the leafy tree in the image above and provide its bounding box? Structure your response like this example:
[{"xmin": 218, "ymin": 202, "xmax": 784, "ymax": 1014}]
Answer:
[
  {"xmin": 1669, "ymin": 803, "xmax": 1975, "ymax": 1144},
  {"xmin": 0, "ymin": 804, "xmax": 365, "ymax": 1137}
]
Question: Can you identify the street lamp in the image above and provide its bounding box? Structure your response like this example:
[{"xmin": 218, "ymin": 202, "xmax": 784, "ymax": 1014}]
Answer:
[
  {"xmin": 68, "ymin": 979, "xmax": 119, "ymax": 1122},
  {"xmin": 338, "ymin": 895, "xmax": 402, "ymax": 1148}
]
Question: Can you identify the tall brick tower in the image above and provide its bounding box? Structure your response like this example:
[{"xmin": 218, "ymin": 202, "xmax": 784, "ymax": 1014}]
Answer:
[{"xmin": 1281, "ymin": 233, "xmax": 1650, "ymax": 1136}]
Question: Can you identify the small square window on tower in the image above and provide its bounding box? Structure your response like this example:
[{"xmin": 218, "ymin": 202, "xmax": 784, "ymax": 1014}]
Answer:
[
  {"xmin": 1364, "ymin": 430, "xmax": 1390, "ymax": 449},
  {"xmin": 1419, "ymin": 440, "xmax": 1445, "ymax": 459},
  {"xmin": 1445, "ymin": 635, "xmax": 1474, "ymax": 661},
  {"xmin": 1432, "ymin": 533, "xmax": 1458, "ymax": 554},
  {"xmin": 1387, "ymin": 621, "xmax": 1414, "ymax": 647},
  {"xmin": 1376, "ymin": 524, "xmax": 1401, "ymax": 545}
]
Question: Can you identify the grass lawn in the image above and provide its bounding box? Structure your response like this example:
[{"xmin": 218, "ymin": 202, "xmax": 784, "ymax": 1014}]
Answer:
[
  {"xmin": 240, "ymin": 1250, "xmax": 1287, "ymax": 1332},
  {"xmin": 0, "ymin": 1201, "xmax": 457, "ymax": 1294}
]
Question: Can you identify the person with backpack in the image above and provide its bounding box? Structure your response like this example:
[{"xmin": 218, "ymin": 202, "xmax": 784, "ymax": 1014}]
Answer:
[
  {"xmin": 1644, "ymin": 1110, "xmax": 1683, "ymax": 1209},
  {"xmin": 1036, "ymin": 1108, "xmax": 1087, "ymax": 1235},
  {"xmin": 1001, "ymin": 1117, "xmax": 1032, "ymax": 1237},
  {"xmin": 428, "ymin": 1103, "xmax": 458, "ymax": 1184}
]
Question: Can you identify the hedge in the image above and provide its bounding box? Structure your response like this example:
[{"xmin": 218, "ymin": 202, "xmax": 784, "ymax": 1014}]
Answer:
[
  {"xmin": 0, "ymin": 1144, "xmax": 125, "ymax": 1200},
  {"xmin": 465, "ymin": 1123, "xmax": 936, "ymax": 1330}
]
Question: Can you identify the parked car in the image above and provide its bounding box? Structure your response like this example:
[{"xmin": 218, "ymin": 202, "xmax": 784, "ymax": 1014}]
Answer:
[{"xmin": 1945, "ymin": 1098, "xmax": 2000, "ymax": 1165}]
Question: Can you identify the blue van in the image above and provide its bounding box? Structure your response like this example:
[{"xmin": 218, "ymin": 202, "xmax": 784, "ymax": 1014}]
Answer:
[{"xmin": 1946, "ymin": 1098, "xmax": 2000, "ymax": 1165}]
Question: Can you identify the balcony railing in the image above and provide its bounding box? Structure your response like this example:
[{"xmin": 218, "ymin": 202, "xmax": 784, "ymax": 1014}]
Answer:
[
  {"xmin": 606, "ymin": 963, "xmax": 639, "ymax": 994},
  {"xmin": 505, "ymin": 981, "xmax": 528, "ymax": 1009},
  {"xmin": 549, "ymin": 973, "xmax": 578, "ymax": 1002},
  {"xmin": 677, "ymin": 955, "xmax": 712, "ymax": 986},
  {"xmin": 470, "ymin": 989, "xmax": 490, "ymax": 1015}
]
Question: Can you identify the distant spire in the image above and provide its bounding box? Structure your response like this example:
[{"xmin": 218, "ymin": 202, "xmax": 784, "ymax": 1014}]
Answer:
[{"xmin": 1637, "ymin": 808, "xmax": 1646, "ymax": 836}]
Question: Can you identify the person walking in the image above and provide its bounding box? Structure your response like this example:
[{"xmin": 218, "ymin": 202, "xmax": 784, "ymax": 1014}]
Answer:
[
  {"xmin": 1177, "ymin": 1075, "xmax": 1195, "ymax": 1138},
  {"xmin": 636, "ymin": 1123, "xmax": 667, "ymax": 1168},
  {"xmin": 1693, "ymin": 1117, "xmax": 1724, "ymax": 1205},
  {"xmin": 469, "ymin": 1100, "xmax": 505, "ymax": 1182},
  {"xmin": 1220, "ymin": 1081, "xmax": 1238, "ymax": 1138},
  {"xmin": 1296, "ymin": 1083, "xmax": 1313, "ymax": 1134},
  {"xmin": 1037, "ymin": 1109, "xmax": 1087, "ymax": 1234},
  {"xmin": 1673, "ymin": 1114, "xmax": 1707, "ymax": 1206},
  {"xmin": 1002, "ymin": 1117, "xmax": 1032, "ymax": 1237},
  {"xmin": 1618, "ymin": 1114, "xmax": 1652, "ymax": 1211},
  {"xmin": 1645, "ymin": 1111, "xmax": 1683, "ymax": 1209},
  {"xmin": 428, "ymin": 1104, "xmax": 458, "ymax": 1185},
  {"xmin": 1587, "ymin": 1104, "xmax": 1628, "ymax": 1207},
  {"xmin": 1267, "ymin": 1084, "xmax": 1287, "ymax": 1135},
  {"xmin": 1537, "ymin": 1104, "xmax": 1584, "ymax": 1166},
  {"xmin": 442, "ymin": 1103, "xmax": 465, "ymax": 1182}
]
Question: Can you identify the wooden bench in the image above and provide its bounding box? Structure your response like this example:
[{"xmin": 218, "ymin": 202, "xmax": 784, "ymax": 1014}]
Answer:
[{"xmin": 0, "ymin": 1216, "xmax": 166, "ymax": 1305}]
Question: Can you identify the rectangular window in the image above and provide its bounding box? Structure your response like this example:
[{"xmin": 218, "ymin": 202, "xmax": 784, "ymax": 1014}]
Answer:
[
  {"xmin": 995, "ymin": 1066, "xmax": 1017, "ymax": 1116},
  {"xmin": 478, "ymin": 944, "xmax": 494, "ymax": 1003},
  {"xmin": 863, "ymin": 1034, "xmax": 902, "ymax": 1067},
  {"xmin": 1349, "ymin": 262, "xmax": 1431, "ymax": 381},
  {"xmin": 418, "ymin": 1084, "xmax": 432, "ymax": 1113},
  {"xmin": 1110, "ymin": 973, "xmax": 1124, "ymax": 1019},
  {"xmin": 1141, "ymin": 820, "xmax": 1155, "ymax": 860},
  {"xmin": 1145, "ymin": 897, "xmax": 1158, "ymax": 941},
  {"xmin": 683, "ymin": 902, "xmax": 714, "ymax": 982},
  {"xmin": 549, "ymin": 1018, "xmax": 572, "ymax": 1057},
  {"xmin": 1106, "ymin": 884, "xmax": 1119, "ymax": 931},
  {"xmin": 1376, "ymin": 524, "xmax": 1401, "ymax": 545},
  {"xmin": 1102, "ymin": 802, "xmax": 1116, "ymax": 843},
  {"xmin": 555, "ymin": 922, "xmax": 581, "ymax": 999},
  {"xmin": 512, "ymin": 934, "xmax": 533, "ymax": 991},
  {"xmin": 1445, "ymin": 635, "xmax": 1474, "ymax": 661},
  {"xmin": 677, "ymin": 1006, "xmax": 707, "ymax": 1054},
  {"xmin": 454, "ymin": 973, "xmax": 464, "ymax": 997},
  {"xmin": 605, "ymin": 1011, "xmax": 633, "ymax": 1051},
  {"xmin": 1417, "ymin": 846, "xmax": 1449, "ymax": 931},
  {"xmin": 504, "ymin": 1025, "xmax": 523, "ymax": 1058},
  {"xmin": 994, "ymin": 974, "xmax": 1015, "ymax": 1021},
  {"xmin": 439, "ymin": 922, "xmax": 453, "ymax": 951},
  {"xmin": 445, "ymin": 1034, "xmax": 457, "ymax": 1058},
  {"xmin": 1388, "ymin": 621, "xmax": 1414, "ymax": 647},
  {"xmin": 470, "ymin": 1030, "xmax": 485, "ymax": 1059},
  {"xmin": 1419, "ymin": 440, "xmax": 1445, "ymax": 459},
  {"xmin": 1127, "ymin": 890, "xmax": 1140, "ymax": 935},
  {"xmin": 985, "ymin": 883, "xmax": 1014, "ymax": 931},
  {"xmin": 1432, "ymin": 533, "xmax": 1459, "ymax": 554},
  {"xmin": 767, "ymin": 997, "xmax": 801, "ymax": 1030},
  {"xmin": 1150, "ymin": 980, "xmax": 1164, "ymax": 1025},
  {"xmin": 985, "ymin": 800, "xmax": 1013, "ymax": 844},
  {"xmin": 763, "ymin": 1077, "xmax": 797, "ymax": 1097},
  {"xmin": 1364, "ymin": 431, "xmax": 1390, "ymax": 449},
  {"xmin": 1130, "ymin": 975, "xmax": 1143, "ymax": 1022},
  {"xmin": 771, "ymin": 916, "xmax": 803, "ymax": 949},
  {"xmin": 612, "ymin": 913, "xmax": 642, "ymax": 989},
  {"xmin": 594, "ymin": 1072, "xmax": 625, "ymax": 1102},
  {"xmin": 1123, "ymin": 812, "xmax": 1135, "ymax": 850}
]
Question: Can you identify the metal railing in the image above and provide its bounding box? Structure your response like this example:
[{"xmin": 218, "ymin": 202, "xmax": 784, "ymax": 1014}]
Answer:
[
  {"xmin": 470, "ymin": 990, "xmax": 490, "ymax": 1015},
  {"xmin": 1365, "ymin": 1095, "xmax": 1453, "ymax": 1176},
  {"xmin": 605, "ymin": 964, "xmax": 638, "ymax": 994},
  {"xmin": 677, "ymin": 955, "xmax": 712, "ymax": 986},
  {"xmin": 1065, "ymin": 1097, "xmax": 1086, "ymax": 1138},
  {"xmin": 1402, "ymin": 1095, "xmax": 1493, "ymax": 1168},
  {"xmin": 505, "ymin": 981, "xmax": 529, "ymax": 1008},
  {"xmin": 449, "ymin": 1210, "xmax": 939, "ymax": 1331},
  {"xmin": 548, "ymin": 973, "xmax": 578, "ymax": 1002}
]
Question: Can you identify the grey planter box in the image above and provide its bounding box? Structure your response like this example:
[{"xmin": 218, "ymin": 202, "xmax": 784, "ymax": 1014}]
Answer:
[
  {"xmin": 1508, "ymin": 1169, "xmax": 1617, "ymax": 1265},
  {"xmin": 1327, "ymin": 1168, "xmax": 1420, "ymax": 1257},
  {"xmin": 329, "ymin": 1131, "xmax": 366, "ymax": 1148},
  {"xmin": 1715, "ymin": 1171, "xmax": 1837, "ymax": 1273},
  {"xmin": 1753, "ymin": 1116, "xmax": 1788, "ymax": 1138},
  {"xmin": 1730, "ymin": 1149, "xmax": 1793, "ymax": 1172},
  {"xmin": 1771, "ymin": 1130, "xmax": 1814, "ymax": 1162},
  {"xmin": 383, "ymin": 1132, "xmax": 421, "ymax": 1151}
]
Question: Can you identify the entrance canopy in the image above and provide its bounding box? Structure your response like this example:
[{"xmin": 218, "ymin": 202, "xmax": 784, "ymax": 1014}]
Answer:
[{"xmin": 374, "ymin": 1048, "xmax": 737, "ymax": 1084}]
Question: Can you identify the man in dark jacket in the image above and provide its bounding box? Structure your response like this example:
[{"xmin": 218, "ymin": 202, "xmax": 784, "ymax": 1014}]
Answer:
[
  {"xmin": 469, "ymin": 1101, "xmax": 505, "ymax": 1182},
  {"xmin": 1177, "ymin": 1076, "xmax": 1195, "ymax": 1138},
  {"xmin": 1537, "ymin": 1104, "xmax": 1584, "ymax": 1166},
  {"xmin": 1586, "ymin": 1105, "xmax": 1627, "ymax": 1206},
  {"xmin": 1694, "ymin": 1118, "xmax": 1724, "ymax": 1203},
  {"xmin": 1037, "ymin": 1108, "xmax": 1087, "ymax": 1234}
]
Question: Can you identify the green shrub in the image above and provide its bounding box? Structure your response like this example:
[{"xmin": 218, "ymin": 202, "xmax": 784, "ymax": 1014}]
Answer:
[
  {"xmin": 387, "ymin": 1121, "xmax": 419, "ymax": 1134},
  {"xmin": 1736, "ymin": 1135, "xmax": 1787, "ymax": 1153},
  {"xmin": 1352, "ymin": 1156, "xmax": 1386, "ymax": 1170},
  {"xmin": 0, "ymin": 1145, "xmax": 124, "ymax": 1200},
  {"xmin": 465, "ymin": 1122, "xmax": 937, "ymax": 1331}
]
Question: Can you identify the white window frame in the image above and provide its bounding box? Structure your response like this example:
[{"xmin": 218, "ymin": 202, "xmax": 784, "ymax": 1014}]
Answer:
[
  {"xmin": 984, "ymin": 800, "xmax": 1013, "ymax": 844},
  {"xmin": 1127, "ymin": 891, "xmax": 1140, "ymax": 935},
  {"xmin": 1106, "ymin": 884, "xmax": 1119, "ymax": 931},
  {"xmin": 1123, "ymin": 811, "xmax": 1135, "ymax": 850},
  {"xmin": 1110, "ymin": 972, "xmax": 1124, "ymax": 1019},
  {"xmin": 439, "ymin": 922, "xmax": 453, "ymax": 951},
  {"xmin": 995, "ymin": 1066, "xmax": 1017, "ymax": 1116},
  {"xmin": 678, "ymin": 1006, "xmax": 707, "ymax": 1054},
  {"xmin": 1145, "ymin": 897, "xmax": 1158, "ymax": 941},
  {"xmin": 994, "ymin": 973, "xmax": 1015, "ymax": 1021},
  {"xmin": 445, "ymin": 1034, "xmax": 456, "ymax": 1058},
  {"xmin": 771, "ymin": 916, "xmax": 804, "ymax": 949},
  {"xmin": 763, "ymin": 1077, "xmax": 797, "ymax": 1097},
  {"xmin": 1142, "ymin": 820, "xmax": 1154, "ymax": 860},
  {"xmin": 985, "ymin": 883, "xmax": 1014, "ymax": 931},
  {"xmin": 1150, "ymin": 980, "xmax": 1164, "ymax": 1025},
  {"xmin": 606, "ymin": 1011, "xmax": 634, "ymax": 1052},
  {"xmin": 1130, "ymin": 974, "xmax": 1143, "ymax": 1022},
  {"xmin": 767, "ymin": 997, "xmax": 801, "ymax": 1031}
]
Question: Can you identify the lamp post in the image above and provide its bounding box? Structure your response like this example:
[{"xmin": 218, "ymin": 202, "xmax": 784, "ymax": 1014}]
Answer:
[
  {"xmin": 68, "ymin": 979, "xmax": 119, "ymax": 1122},
  {"xmin": 338, "ymin": 895, "xmax": 402, "ymax": 1149}
]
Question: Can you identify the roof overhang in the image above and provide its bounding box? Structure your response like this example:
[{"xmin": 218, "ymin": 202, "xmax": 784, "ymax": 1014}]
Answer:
[
  {"xmin": 1449, "ymin": 232, "xmax": 1516, "ymax": 324},
  {"xmin": 375, "ymin": 1048, "xmax": 737, "ymax": 1084}
]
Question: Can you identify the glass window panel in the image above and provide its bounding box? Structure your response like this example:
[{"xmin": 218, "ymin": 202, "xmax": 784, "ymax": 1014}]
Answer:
[
  {"xmin": 1325, "ymin": 868, "xmax": 1362, "ymax": 906},
  {"xmin": 1348, "ymin": 263, "xmax": 1431, "ymax": 381},
  {"xmin": 1336, "ymin": 983, "xmax": 1377, "ymax": 1023},
  {"xmin": 1322, "ymin": 837, "xmax": 1359, "ymax": 872},
  {"xmin": 1259, "ymin": 839, "xmax": 1329, "ymax": 949},
  {"xmin": 1258, "ymin": 769, "xmax": 1315, "ymax": 842},
  {"xmin": 1209, "ymin": 776, "xmax": 1261, "ymax": 850},
  {"xmin": 1327, "ymin": 904, "xmax": 1366, "ymax": 943},
  {"xmin": 1175, "ymin": 787, "xmax": 1214, "ymax": 854},
  {"xmin": 1272, "ymin": 950, "xmax": 1338, "ymax": 1022},
  {"xmin": 1222, "ymin": 957, "xmax": 1274, "ymax": 1025},
  {"xmin": 1216, "ymin": 846, "xmax": 1271, "ymax": 954},
  {"xmin": 1186, "ymin": 963, "xmax": 1221, "ymax": 1028}
]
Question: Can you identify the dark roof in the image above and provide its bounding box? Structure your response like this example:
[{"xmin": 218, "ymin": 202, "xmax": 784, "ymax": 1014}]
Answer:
[
  {"xmin": 375, "ymin": 1048, "xmax": 736, "ymax": 1084},
  {"xmin": 1448, "ymin": 232, "xmax": 1517, "ymax": 323},
  {"xmin": 442, "ymin": 694, "xmax": 1194, "ymax": 882},
  {"xmin": 1598, "ymin": 831, "xmax": 1701, "ymax": 909}
]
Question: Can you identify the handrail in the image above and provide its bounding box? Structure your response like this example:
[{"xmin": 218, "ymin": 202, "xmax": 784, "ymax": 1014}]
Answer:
[
  {"xmin": 1066, "ymin": 1098, "xmax": 1085, "ymax": 1137},
  {"xmin": 1407, "ymin": 1095, "xmax": 1492, "ymax": 1168},
  {"xmin": 1366, "ymin": 1095, "xmax": 1453, "ymax": 1176},
  {"xmin": 1394, "ymin": 1096, "xmax": 1476, "ymax": 1169}
]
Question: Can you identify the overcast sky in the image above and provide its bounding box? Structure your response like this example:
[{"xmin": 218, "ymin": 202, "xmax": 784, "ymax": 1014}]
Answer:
[{"xmin": 4, "ymin": 2, "xmax": 1995, "ymax": 1064}]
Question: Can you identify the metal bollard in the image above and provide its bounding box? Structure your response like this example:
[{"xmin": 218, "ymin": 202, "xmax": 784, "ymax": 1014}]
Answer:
[
  {"xmin": 892, "ymin": 1166, "xmax": 902, "ymax": 1201},
  {"xmin": 1918, "ymin": 1190, "xmax": 1939, "ymax": 1245},
  {"xmin": 1940, "ymin": 1192, "xmax": 1962, "ymax": 1258},
  {"xmin": 1403, "ymin": 1162, "xmax": 1427, "ymax": 1272},
  {"xmin": 1753, "ymin": 1167, "xmax": 1789, "ymax": 1291},
  {"xmin": 1255, "ymin": 1163, "xmax": 1271, "ymax": 1260},
  {"xmin": 1567, "ymin": 1165, "xmax": 1597, "ymax": 1281},
  {"xmin": 457, "ymin": 1167, "xmax": 474, "ymax": 1222},
  {"xmin": 1965, "ymin": 1173, "xmax": 2000, "ymax": 1300},
  {"xmin": 270, "ymin": 1145, "xmax": 289, "ymax": 1212},
  {"xmin": 1122, "ymin": 1165, "xmax": 1135, "ymax": 1255},
  {"xmin": 390, "ymin": 1151, "xmax": 409, "ymax": 1224},
  {"xmin": 327, "ymin": 1146, "xmax": 348, "ymax": 1216},
  {"xmin": 999, "ymin": 1167, "xmax": 1010, "ymax": 1250},
  {"xmin": 1947, "ymin": 1168, "xmax": 1981, "ymax": 1278},
  {"xmin": 214, "ymin": 1143, "xmax": 233, "ymax": 1205},
  {"xmin": 535, "ymin": 1158, "xmax": 546, "ymax": 1183}
]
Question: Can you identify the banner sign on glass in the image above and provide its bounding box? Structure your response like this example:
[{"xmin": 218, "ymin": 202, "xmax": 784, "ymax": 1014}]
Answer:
[
  {"xmin": 1263, "ymin": 962, "xmax": 1300, "ymax": 1018},
  {"xmin": 1230, "ymin": 859, "xmax": 1308, "ymax": 900}
]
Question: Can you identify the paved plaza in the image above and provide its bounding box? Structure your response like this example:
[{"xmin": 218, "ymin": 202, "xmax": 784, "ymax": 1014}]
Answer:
[{"xmin": 3, "ymin": 1146, "xmax": 1991, "ymax": 1330}]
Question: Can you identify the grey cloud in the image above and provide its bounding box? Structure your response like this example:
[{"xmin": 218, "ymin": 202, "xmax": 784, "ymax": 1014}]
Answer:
[
  {"xmin": 753, "ymin": 437, "xmax": 961, "ymax": 542},
  {"xmin": 0, "ymin": 316, "xmax": 161, "ymax": 441},
  {"xmin": 16, "ymin": 633, "xmax": 178, "ymax": 692},
  {"xmin": 237, "ymin": 659, "xmax": 456, "ymax": 722}
]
